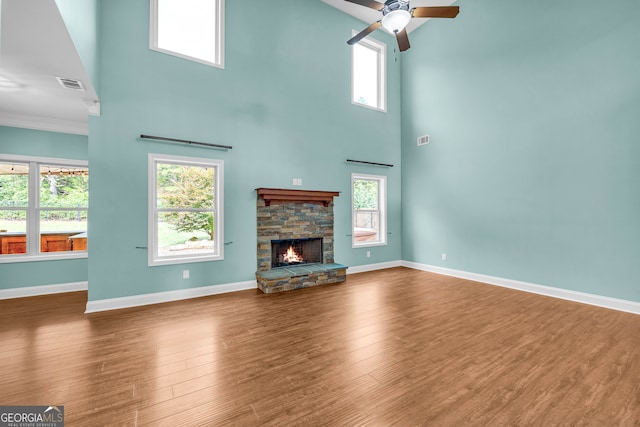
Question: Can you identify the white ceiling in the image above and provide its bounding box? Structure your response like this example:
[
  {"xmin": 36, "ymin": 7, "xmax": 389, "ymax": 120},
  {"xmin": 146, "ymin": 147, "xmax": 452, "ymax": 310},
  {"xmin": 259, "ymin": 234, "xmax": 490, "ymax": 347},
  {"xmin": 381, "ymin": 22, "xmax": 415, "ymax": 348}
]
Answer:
[
  {"xmin": 321, "ymin": 0, "xmax": 457, "ymax": 35},
  {"xmin": 0, "ymin": 0, "xmax": 98, "ymax": 135}
]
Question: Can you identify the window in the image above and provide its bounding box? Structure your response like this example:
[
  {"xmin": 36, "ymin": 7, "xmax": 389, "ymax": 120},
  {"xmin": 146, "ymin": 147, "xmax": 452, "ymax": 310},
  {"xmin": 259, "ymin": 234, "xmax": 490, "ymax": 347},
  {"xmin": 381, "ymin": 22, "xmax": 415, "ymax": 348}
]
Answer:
[
  {"xmin": 0, "ymin": 154, "xmax": 88, "ymax": 262},
  {"xmin": 149, "ymin": 154, "xmax": 223, "ymax": 266},
  {"xmin": 352, "ymin": 32, "xmax": 386, "ymax": 112},
  {"xmin": 352, "ymin": 173, "xmax": 387, "ymax": 247},
  {"xmin": 150, "ymin": 0, "xmax": 224, "ymax": 68}
]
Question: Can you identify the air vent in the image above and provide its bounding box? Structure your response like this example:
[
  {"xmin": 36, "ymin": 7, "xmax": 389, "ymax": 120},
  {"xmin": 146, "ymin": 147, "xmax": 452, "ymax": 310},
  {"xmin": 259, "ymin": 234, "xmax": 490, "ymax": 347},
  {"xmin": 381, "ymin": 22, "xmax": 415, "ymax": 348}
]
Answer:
[
  {"xmin": 417, "ymin": 134, "xmax": 430, "ymax": 146},
  {"xmin": 56, "ymin": 77, "xmax": 85, "ymax": 91}
]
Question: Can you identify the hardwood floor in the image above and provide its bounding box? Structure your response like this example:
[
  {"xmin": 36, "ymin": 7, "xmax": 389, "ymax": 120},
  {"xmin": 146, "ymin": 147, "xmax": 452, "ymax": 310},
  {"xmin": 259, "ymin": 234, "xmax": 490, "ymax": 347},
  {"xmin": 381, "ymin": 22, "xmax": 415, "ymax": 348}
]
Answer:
[{"xmin": 1, "ymin": 267, "xmax": 639, "ymax": 426}]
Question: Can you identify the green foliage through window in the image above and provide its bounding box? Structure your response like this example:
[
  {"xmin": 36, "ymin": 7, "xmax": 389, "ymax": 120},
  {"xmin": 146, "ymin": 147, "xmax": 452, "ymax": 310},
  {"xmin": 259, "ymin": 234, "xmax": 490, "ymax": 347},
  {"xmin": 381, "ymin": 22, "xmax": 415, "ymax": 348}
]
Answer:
[
  {"xmin": 156, "ymin": 164, "xmax": 215, "ymax": 240},
  {"xmin": 0, "ymin": 165, "xmax": 88, "ymax": 221},
  {"xmin": 0, "ymin": 167, "xmax": 29, "ymax": 208},
  {"xmin": 353, "ymin": 179, "xmax": 378, "ymax": 210},
  {"xmin": 39, "ymin": 166, "xmax": 89, "ymax": 214},
  {"xmin": 0, "ymin": 158, "xmax": 89, "ymax": 256}
]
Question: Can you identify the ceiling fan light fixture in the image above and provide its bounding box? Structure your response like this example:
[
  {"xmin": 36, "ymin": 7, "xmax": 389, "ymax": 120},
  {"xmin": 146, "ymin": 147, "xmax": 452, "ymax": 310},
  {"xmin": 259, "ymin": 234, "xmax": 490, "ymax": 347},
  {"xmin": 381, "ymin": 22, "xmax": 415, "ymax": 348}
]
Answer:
[{"xmin": 381, "ymin": 9, "xmax": 411, "ymax": 33}]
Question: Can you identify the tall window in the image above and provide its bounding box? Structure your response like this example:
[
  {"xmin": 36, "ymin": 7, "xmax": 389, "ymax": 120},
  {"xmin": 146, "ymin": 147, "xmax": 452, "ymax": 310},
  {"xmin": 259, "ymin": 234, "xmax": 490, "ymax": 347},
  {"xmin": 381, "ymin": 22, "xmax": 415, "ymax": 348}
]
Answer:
[
  {"xmin": 0, "ymin": 155, "xmax": 88, "ymax": 262},
  {"xmin": 352, "ymin": 173, "xmax": 387, "ymax": 247},
  {"xmin": 150, "ymin": 0, "xmax": 225, "ymax": 68},
  {"xmin": 148, "ymin": 154, "xmax": 224, "ymax": 266},
  {"xmin": 352, "ymin": 33, "xmax": 386, "ymax": 112}
]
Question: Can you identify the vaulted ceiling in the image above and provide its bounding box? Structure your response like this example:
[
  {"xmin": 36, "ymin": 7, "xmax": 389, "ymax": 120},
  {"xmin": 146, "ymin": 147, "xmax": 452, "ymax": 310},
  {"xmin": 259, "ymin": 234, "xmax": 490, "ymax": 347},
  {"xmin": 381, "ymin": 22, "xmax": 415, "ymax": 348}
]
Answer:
[{"xmin": 0, "ymin": 0, "xmax": 455, "ymax": 137}]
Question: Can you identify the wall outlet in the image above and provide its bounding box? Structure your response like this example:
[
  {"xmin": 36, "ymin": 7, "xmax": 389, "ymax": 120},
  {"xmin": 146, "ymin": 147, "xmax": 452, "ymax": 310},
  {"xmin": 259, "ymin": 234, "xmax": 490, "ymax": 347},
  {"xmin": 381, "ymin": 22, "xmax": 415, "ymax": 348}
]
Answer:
[
  {"xmin": 366, "ymin": 250, "xmax": 371, "ymax": 258},
  {"xmin": 183, "ymin": 270, "xmax": 189, "ymax": 279},
  {"xmin": 293, "ymin": 178, "xmax": 302, "ymax": 186},
  {"xmin": 441, "ymin": 253, "xmax": 447, "ymax": 261}
]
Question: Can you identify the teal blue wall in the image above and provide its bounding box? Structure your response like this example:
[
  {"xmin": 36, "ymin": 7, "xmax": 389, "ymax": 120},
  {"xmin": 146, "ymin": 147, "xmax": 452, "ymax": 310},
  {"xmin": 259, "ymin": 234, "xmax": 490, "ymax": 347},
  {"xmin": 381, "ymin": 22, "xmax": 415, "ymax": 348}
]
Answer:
[
  {"xmin": 88, "ymin": 0, "xmax": 402, "ymax": 301},
  {"xmin": 11, "ymin": 0, "xmax": 635, "ymax": 305},
  {"xmin": 55, "ymin": 0, "xmax": 100, "ymax": 92},
  {"xmin": 401, "ymin": 0, "xmax": 640, "ymax": 302},
  {"xmin": 0, "ymin": 126, "xmax": 88, "ymax": 289}
]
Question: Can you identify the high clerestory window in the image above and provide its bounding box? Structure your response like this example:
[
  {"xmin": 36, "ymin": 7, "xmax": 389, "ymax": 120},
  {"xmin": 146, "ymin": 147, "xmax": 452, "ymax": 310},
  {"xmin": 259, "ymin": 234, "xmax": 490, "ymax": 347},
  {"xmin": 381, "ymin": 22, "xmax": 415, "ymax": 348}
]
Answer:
[
  {"xmin": 150, "ymin": 0, "xmax": 225, "ymax": 68},
  {"xmin": 0, "ymin": 154, "xmax": 89, "ymax": 262},
  {"xmin": 351, "ymin": 32, "xmax": 386, "ymax": 112}
]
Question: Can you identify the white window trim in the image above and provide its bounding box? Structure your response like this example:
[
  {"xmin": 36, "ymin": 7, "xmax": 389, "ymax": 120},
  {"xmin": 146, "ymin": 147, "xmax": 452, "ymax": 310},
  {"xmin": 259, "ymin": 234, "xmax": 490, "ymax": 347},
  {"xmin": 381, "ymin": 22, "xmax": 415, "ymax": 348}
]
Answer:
[
  {"xmin": 351, "ymin": 30, "xmax": 387, "ymax": 113},
  {"xmin": 351, "ymin": 173, "xmax": 387, "ymax": 248},
  {"xmin": 0, "ymin": 153, "xmax": 88, "ymax": 264},
  {"xmin": 148, "ymin": 153, "xmax": 224, "ymax": 266},
  {"xmin": 149, "ymin": 0, "xmax": 225, "ymax": 69}
]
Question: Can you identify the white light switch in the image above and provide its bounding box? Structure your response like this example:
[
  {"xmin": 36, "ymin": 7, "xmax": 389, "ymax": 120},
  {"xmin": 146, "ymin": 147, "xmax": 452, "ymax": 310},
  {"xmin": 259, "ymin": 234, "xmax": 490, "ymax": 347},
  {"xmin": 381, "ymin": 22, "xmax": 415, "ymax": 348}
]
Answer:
[{"xmin": 293, "ymin": 178, "xmax": 302, "ymax": 186}]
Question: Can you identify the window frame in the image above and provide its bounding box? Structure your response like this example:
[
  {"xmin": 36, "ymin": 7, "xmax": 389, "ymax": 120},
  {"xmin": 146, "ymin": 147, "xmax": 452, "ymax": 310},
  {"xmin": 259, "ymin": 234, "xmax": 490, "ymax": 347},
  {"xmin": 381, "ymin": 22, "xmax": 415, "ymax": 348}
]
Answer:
[
  {"xmin": 351, "ymin": 31, "xmax": 387, "ymax": 112},
  {"xmin": 351, "ymin": 173, "xmax": 387, "ymax": 248},
  {"xmin": 149, "ymin": 0, "xmax": 225, "ymax": 69},
  {"xmin": 148, "ymin": 153, "xmax": 224, "ymax": 266},
  {"xmin": 0, "ymin": 154, "xmax": 88, "ymax": 263}
]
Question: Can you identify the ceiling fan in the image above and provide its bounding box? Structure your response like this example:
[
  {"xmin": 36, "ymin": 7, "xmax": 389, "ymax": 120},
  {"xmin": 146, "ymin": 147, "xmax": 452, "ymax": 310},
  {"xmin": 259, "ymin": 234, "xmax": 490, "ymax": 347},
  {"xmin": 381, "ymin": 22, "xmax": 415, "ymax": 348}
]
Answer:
[{"xmin": 346, "ymin": 0, "xmax": 459, "ymax": 52}]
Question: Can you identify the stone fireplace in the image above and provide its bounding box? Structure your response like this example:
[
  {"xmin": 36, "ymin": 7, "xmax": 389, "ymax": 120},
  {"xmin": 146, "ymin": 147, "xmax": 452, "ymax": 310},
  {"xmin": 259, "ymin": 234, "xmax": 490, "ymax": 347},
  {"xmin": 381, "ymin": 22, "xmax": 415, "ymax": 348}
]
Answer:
[{"xmin": 255, "ymin": 188, "xmax": 347, "ymax": 293}]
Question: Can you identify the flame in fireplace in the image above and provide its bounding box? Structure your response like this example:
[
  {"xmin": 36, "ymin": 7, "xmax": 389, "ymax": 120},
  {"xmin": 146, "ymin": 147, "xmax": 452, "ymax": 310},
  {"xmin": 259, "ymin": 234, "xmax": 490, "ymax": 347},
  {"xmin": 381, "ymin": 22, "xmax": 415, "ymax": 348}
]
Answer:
[{"xmin": 283, "ymin": 245, "xmax": 303, "ymax": 263}]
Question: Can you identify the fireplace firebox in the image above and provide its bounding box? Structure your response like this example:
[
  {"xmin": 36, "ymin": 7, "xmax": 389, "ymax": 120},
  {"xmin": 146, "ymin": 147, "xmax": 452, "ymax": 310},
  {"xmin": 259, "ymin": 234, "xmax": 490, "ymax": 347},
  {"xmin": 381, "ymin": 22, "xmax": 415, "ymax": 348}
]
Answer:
[{"xmin": 271, "ymin": 238, "xmax": 322, "ymax": 268}]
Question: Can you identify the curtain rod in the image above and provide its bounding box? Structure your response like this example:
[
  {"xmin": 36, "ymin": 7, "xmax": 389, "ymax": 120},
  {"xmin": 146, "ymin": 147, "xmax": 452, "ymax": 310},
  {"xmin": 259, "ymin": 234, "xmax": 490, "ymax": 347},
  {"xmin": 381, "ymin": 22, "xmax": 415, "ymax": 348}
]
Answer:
[
  {"xmin": 140, "ymin": 134, "xmax": 232, "ymax": 150},
  {"xmin": 346, "ymin": 159, "xmax": 394, "ymax": 167}
]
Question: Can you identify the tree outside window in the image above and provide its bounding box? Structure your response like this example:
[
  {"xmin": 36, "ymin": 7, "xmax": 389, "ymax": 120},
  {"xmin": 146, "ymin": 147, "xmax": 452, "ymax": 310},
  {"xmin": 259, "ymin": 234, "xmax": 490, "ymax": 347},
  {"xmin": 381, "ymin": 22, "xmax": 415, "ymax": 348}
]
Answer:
[{"xmin": 149, "ymin": 154, "xmax": 224, "ymax": 266}]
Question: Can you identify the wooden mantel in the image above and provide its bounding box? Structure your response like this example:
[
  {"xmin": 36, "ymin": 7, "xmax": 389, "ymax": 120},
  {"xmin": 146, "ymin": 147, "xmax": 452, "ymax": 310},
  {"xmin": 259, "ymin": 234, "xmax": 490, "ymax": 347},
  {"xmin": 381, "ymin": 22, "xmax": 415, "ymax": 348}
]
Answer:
[{"xmin": 256, "ymin": 188, "xmax": 340, "ymax": 207}]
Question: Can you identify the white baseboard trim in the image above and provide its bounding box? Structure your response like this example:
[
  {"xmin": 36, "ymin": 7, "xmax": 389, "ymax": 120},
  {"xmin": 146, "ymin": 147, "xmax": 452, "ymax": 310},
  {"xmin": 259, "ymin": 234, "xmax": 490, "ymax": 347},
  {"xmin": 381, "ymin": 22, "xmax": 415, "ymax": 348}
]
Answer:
[
  {"xmin": 7, "ymin": 262, "xmax": 637, "ymax": 316},
  {"xmin": 347, "ymin": 260, "xmax": 403, "ymax": 275},
  {"xmin": 402, "ymin": 261, "xmax": 640, "ymax": 315},
  {"xmin": 85, "ymin": 280, "xmax": 257, "ymax": 314},
  {"xmin": 0, "ymin": 281, "xmax": 88, "ymax": 300}
]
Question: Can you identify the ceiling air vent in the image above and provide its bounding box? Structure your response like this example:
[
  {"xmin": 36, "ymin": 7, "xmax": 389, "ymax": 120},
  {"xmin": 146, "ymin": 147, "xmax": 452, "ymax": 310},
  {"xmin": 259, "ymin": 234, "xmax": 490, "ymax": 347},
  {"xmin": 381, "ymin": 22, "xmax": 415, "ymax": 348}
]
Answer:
[
  {"xmin": 56, "ymin": 77, "xmax": 85, "ymax": 91},
  {"xmin": 417, "ymin": 134, "xmax": 430, "ymax": 146}
]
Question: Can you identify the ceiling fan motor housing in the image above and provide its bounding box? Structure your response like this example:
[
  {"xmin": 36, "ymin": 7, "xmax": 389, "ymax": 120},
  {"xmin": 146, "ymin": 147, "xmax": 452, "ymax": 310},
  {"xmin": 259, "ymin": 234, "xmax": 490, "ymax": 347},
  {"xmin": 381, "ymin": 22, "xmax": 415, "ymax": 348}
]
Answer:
[{"xmin": 382, "ymin": 0, "xmax": 410, "ymax": 16}]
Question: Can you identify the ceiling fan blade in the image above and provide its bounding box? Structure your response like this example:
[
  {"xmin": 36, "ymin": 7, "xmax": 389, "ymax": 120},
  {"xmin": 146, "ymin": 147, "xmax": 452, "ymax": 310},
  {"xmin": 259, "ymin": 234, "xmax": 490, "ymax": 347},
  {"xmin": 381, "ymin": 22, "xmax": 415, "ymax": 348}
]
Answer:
[
  {"xmin": 411, "ymin": 6, "xmax": 460, "ymax": 18},
  {"xmin": 344, "ymin": 0, "xmax": 384, "ymax": 11},
  {"xmin": 396, "ymin": 28, "xmax": 410, "ymax": 52},
  {"xmin": 347, "ymin": 21, "xmax": 382, "ymax": 45}
]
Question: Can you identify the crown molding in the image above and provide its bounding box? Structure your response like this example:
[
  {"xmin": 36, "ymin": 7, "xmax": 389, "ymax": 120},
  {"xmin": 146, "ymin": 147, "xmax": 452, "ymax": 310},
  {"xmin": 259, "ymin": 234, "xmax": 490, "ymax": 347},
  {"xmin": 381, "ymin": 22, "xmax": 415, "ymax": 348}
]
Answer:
[{"xmin": 0, "ymin": 112, "xmax": 88, "ymax": 135}]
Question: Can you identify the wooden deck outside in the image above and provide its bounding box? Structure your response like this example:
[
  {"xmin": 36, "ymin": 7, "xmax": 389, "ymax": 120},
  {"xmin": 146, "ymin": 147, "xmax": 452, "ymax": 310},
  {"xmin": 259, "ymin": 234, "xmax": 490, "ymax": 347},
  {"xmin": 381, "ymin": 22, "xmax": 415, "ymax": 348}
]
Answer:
[{"xmin": 0, "ymin": 232, "xmax": 87, "ymax": 254}]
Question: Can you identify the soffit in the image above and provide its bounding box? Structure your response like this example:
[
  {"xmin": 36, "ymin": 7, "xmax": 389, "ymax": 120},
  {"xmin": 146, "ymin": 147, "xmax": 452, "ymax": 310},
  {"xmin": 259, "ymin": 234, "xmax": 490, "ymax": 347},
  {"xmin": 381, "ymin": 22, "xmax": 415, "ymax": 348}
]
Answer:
[{"xmin": 0, "ymin": 0, "xmax": 97, "ymax": 135}]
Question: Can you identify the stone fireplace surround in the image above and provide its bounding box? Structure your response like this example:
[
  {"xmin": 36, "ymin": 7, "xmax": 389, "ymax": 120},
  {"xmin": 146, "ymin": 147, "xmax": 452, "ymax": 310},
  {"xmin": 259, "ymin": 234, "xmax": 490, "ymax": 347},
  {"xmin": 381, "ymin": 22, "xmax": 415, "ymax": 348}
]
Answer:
[{"xmin": 255, "ymin": 188, "xmax": 347, "ymax": 293}]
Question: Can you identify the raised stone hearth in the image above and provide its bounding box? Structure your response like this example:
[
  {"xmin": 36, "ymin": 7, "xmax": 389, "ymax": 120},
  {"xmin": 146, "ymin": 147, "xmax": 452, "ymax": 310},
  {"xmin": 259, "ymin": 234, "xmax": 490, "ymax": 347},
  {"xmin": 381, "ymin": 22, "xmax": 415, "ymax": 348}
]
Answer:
[
  {"xmin": 256, "ymin": 263, "xmax": 347, "ymax": 294},
  {"xmin": 255, "ymin": 188, "xmax": 347, "ymax": 293}
]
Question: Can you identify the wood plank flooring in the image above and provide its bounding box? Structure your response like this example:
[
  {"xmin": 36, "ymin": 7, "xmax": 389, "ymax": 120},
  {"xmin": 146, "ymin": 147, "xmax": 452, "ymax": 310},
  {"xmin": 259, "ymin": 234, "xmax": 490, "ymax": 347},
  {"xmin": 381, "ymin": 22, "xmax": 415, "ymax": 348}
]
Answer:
[{"xmin": 1, "ymin": 267, "xmax": 639, "ymax": 426}]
